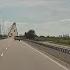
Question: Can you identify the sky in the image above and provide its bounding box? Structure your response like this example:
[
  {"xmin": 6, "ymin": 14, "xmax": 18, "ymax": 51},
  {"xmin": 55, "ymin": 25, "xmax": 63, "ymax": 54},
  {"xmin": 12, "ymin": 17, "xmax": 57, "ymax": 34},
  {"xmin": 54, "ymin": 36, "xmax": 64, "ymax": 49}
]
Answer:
[{"xmin": 0, "ymin": 0, "xmax": 70, "ymax": 36}]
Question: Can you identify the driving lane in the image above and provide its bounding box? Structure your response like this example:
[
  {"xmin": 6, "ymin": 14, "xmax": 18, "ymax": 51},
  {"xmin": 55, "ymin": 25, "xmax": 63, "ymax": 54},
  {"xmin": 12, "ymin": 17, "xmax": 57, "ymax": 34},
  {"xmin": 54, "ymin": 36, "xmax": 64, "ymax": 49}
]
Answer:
[{"xmin": 0, "ymin": 38, "xmax": 69, "ymax": 70}]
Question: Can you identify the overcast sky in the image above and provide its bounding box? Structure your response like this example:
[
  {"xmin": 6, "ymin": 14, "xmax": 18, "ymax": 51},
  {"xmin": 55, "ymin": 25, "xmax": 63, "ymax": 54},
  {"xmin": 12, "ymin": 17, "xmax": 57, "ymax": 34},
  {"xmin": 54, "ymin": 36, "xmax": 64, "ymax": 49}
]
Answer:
[{"xmin": 0, "ymin": 0, "xmax": 70, "ymax": 36}]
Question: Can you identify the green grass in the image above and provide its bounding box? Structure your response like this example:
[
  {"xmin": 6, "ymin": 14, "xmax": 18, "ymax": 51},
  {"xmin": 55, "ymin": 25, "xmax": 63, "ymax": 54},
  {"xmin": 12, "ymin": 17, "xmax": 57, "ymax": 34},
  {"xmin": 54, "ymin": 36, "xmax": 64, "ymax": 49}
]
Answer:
[
  {"xmin": 46, "ymin": 37, "xmax": 70, "ymax": 46},
  {"xmin": 35, "ymin": 36, "xmax": 70, "ymax": 46}
]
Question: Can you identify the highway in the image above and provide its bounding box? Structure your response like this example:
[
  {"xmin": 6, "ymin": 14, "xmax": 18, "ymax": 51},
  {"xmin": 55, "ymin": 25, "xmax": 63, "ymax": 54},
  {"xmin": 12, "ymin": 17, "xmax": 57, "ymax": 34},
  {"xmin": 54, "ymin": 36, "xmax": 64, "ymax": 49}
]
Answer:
[{"xmin": 0, "ymin": 38, "xmax": 69, "ymax": 70}]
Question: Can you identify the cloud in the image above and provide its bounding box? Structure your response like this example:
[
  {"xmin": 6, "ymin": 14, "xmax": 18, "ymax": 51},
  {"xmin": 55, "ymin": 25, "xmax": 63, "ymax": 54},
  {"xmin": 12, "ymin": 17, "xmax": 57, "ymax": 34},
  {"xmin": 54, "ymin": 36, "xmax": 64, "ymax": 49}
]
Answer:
[
  {"xmin": 0, "ymin": 0, "xmax": 70, "ymax": 23},
  {"xmin": 60, "ymin": 19, "xmax": 70, "ymax": 22},
  {"xmin": 0, "ymin": 0, "xmax": 70, "ymax": 36},
  {"xmin": 0, "ymin": 0, "xmax": 65, "ymax": 7}
]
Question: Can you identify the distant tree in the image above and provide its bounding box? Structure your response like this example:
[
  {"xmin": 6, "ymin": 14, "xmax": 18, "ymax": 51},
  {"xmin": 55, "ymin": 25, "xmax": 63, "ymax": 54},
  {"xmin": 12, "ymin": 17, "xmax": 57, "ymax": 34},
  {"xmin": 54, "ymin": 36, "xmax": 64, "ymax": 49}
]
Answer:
[
  {"xmin": 24, "ymin": 32, "xmax": 27, "ymax": 38},
  {"xmin": 39, "ymin": 36, "xmax": 46, "ymax": 38},
  {"xmin": 47, "ymin": 36, "xmax": 50, "ymax": 38},
  {"xmin": 24, "ymin": 30, "xmax": 37, "ymax": 40}
]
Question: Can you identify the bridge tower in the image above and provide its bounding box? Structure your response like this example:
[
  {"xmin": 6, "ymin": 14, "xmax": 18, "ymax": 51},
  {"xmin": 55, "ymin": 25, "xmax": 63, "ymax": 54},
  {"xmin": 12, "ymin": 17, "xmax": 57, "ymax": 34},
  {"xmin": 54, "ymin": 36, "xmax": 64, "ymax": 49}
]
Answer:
[{"xmin": 8, "ymin": 22, "xmax": 18, "ymax": 38}]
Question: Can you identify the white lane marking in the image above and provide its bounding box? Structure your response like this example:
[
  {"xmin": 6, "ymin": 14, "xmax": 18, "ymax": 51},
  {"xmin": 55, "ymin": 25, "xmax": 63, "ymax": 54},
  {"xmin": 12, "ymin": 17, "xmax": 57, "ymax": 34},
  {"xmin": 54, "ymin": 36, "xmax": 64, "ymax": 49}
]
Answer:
[
  {"xmin": 6, "ymin": 48, "xmax": 7, "ymax": 50},
  {"xmin": 24, "ymin": 43, "xmax": 69, "ymax": 70},
  {"xmin": 1, "ymin": 53, "xmax": 3, "ymax": 57},
  {"xmin": 0, "ymin": 48, "xmax": 8, "ymax": 57}
]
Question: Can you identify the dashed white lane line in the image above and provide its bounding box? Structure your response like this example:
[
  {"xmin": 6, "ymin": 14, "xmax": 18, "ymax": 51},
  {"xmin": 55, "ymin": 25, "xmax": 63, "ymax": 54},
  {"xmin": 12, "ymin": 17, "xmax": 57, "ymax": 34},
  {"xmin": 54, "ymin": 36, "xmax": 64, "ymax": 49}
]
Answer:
[
  {"xmin": 6, "ymin": 48, "xmax": 7, "ymax": 50},
  {"xmin": 1, "ymin": 53, "xmax": 3, "ymax": 57},
  {"xmin": 0, "ymin": 48, "xmax": 8, "ymax": 57},
  {"xmin": 24, "ymin": 42, "xmax": 69, "ymax": 70}
]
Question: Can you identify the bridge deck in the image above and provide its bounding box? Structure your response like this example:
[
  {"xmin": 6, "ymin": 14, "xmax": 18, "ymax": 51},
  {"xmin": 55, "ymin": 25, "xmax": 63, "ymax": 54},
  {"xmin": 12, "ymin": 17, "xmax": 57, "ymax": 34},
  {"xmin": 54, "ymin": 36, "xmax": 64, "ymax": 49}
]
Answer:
[{"xmin": 0, "ymin": 38, "xmax": 69, "ymax": 70}]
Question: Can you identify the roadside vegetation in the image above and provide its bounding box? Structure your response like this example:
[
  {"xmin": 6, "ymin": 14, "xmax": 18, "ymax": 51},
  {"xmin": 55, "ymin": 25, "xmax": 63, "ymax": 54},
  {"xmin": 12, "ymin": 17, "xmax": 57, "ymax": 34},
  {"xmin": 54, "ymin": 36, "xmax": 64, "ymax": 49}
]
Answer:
[
  {"xmin": 45, "ymin": 36, "xmax": 70, "ymax": 46},
  {"xmin": 24, "ymin": 30, "xmax": 70, "ymax": 46},
  {"xmin": 15, "ymin": 29, "xmax": 70, "ymax": 46},
  {"xmin": 0, "ymin": 35, "xmax": 8, "ymax": 40}
]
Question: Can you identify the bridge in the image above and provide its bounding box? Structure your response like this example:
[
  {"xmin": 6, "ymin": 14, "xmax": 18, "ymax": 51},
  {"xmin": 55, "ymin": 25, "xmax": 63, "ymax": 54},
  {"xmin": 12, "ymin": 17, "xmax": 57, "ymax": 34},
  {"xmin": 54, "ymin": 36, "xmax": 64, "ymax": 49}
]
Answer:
[
  {"xmin": 8, "ymin": 22, "xmax": 18, "ymax": 38},
  {"xmin": 0, "ymin": 23, "xmax": 69, "ymax": 70}
]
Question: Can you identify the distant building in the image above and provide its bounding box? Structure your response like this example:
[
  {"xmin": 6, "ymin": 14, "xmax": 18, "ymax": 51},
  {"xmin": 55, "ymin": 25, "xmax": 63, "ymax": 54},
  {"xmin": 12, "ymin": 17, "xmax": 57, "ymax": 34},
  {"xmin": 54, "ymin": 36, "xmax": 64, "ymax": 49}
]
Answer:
[{"xmin": 8, "ymin": 22, "xmax": 18, "ymax": 38}]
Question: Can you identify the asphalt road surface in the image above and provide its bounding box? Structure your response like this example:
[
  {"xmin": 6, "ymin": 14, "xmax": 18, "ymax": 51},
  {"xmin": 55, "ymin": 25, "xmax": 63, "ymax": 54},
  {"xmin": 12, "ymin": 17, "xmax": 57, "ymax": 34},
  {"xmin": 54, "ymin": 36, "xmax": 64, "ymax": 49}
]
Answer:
[{"xmin": 0, "ymin": 38, "xmax": 69, "ymax": 70}]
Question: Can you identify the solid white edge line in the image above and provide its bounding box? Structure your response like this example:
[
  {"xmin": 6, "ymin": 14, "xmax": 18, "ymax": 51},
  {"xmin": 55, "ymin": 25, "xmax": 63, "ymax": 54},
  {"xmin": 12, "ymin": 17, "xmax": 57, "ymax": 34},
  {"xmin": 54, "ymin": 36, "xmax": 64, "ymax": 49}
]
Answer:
[{"xmin": 24, "ymin": 42, "xmax": 69, "ymax": 70}]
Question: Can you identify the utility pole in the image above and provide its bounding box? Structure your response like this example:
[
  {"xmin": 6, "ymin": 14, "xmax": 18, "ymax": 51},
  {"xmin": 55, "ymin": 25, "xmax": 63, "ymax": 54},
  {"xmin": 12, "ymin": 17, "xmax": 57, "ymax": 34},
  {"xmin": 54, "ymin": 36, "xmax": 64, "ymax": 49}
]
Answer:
[
  {"xmin": 1, "ymin": 19, "xmax": 5, "ymax": 35},
  {"xmin": 0, "ymin": 24, "xmax": 1, "ymax": 35}
]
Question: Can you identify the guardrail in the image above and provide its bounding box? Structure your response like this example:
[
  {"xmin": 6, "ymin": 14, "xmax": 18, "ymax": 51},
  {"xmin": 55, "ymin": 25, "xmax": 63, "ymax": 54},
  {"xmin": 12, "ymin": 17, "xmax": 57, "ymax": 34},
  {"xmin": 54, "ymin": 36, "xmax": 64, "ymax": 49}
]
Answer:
[
  {"xmin": 27, "ymin": 40, "xmax": 70, "ymax": 64},
  {"xmin": 31, "ymin": 41, "xmax": 70, "ymax": 54}
]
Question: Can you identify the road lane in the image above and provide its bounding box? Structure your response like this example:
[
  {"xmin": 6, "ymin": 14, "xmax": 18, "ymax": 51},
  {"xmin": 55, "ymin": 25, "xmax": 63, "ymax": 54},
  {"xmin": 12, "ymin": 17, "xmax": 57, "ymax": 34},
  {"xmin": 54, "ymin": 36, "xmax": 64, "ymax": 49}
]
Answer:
[{"xmin": 0, "ymin": 38, "xmax": 69, "ymax": 70}]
